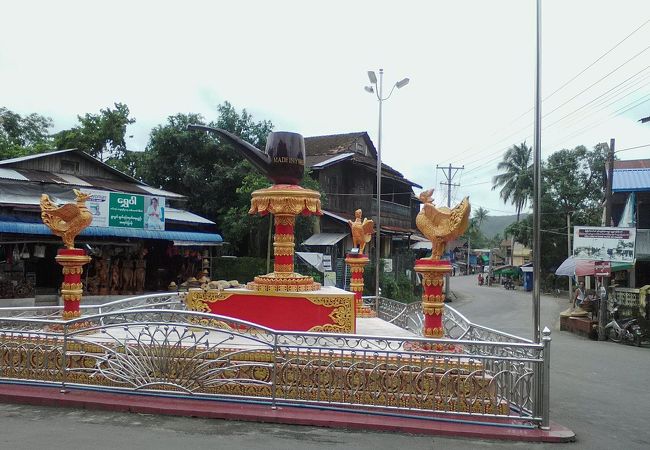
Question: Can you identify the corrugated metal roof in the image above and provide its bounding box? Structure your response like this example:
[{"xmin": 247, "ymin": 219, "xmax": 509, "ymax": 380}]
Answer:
[
  {"xmin": 0, "ymin": 168, "xmax": 29, "ymax": 181},
  {"xmin": 613, "ymin": 168, "xmax": 650, "ymax": 192},
  {"xmin": 54, "ymin": 173, "xmax": 93, "ymax": 186},
  {"xmin": 302, "ymin": 232, "xmax": 348, "ymax": 246},
  {"xmin": 0, "ymin": 149, "xmax": 185, "ymax": 198},
  {"xmin": 166, "ymin": 208, "xmax": 215, "ymax": 224},
  {"xmin": 0, "ymin": 149, "xmax": 77, "ymax": 165},
  {"xmin": 0, "ymin": 220, "xmax": 222, "ymax": 243},
  {"xmin": 310, "ymin": 153, "xmax": 354, "ymax": 169}
]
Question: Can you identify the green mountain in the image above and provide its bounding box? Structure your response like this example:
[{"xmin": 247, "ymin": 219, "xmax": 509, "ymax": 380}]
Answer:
[{"xmin": 480, "ymin": 214, "xmax": 527, "ymax": 238}]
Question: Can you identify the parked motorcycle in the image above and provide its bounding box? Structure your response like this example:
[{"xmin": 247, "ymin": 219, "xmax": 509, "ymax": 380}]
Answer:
[
  {"xmin": 503, "ymin": 279, "xmax": 515, "ymax": 290},
  {"xmin": 605, "ymin": 302, "xmax": 643, "ymax": 346}
]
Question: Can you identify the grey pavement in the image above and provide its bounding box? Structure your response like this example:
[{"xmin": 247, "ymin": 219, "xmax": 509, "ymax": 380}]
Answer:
[{"xmin": 1, "ymin": 276, "xmax": 649, "ymax": 449}]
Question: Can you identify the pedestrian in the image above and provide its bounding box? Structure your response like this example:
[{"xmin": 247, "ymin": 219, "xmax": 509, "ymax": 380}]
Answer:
[{"xmin": 573, "ymin": 280, "xmax": 585, "ymax": 309}]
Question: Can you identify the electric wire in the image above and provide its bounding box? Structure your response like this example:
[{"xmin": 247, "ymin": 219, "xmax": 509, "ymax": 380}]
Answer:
[{"xmin": 447, "ymin": 19, "xmax": 650, "ymax": 168}]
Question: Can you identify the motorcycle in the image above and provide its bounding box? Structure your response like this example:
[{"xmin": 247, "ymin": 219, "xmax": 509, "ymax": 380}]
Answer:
[
  {"xmin": 503, "ymin": 279, "xmax": 515, "ymax": 290},
  {"xmin": 605, "ymin": 302, "xmax": 643, "ymax": 346}
]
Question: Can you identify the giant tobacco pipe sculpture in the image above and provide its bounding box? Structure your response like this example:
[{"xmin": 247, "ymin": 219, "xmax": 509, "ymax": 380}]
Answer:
[{"xmin": 187, "ymin": 125, "xmax": 305, "ymax": 185}]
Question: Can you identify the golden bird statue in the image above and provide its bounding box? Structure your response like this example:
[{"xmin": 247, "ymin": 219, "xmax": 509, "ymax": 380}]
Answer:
[
  {"xmin": 40, "ymin": 189, "xmax": 93, "ymax": 249},
  {"xmin": 348, "ymin": 208, "xmax": 375, "ymax": 254},
  {"xmin": 416, "ymin": 189, "xmax": 471, "ymax": 260}
]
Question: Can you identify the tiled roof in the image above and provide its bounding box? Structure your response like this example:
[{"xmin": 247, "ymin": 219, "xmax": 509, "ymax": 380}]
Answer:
[
  {"xmin": 614, "ymin": 159, "xmax": 650, "ymax": 169},
  {"xmin": 304, "ymin": 132, "xmax": 422, "ymax": 189},
  {"xmin": 304, "ymin": 132, "xmax": 371, "ymax": 156}
]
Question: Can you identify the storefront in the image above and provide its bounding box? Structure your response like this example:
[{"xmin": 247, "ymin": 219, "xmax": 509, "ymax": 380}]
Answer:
[{"xmin": 0, "ymin": 149, "xmax": 222, "ymax": 303}]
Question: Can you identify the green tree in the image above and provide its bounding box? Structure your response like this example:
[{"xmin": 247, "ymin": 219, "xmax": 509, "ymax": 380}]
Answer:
[
  {"xmin": 105, "ymin": 150, "xmax": 148, "ymax": 181},
  {"xmin": 54, "ymin": 102, "xmax": 135, "ymax": 162},
  {"xmin": 0, "ymin": 107, "xmax": 53, "ymax": 159},
  {"xmin": 505, "ymin": 143, "xmax": 608, "ymax": 272},
  {"xmin": 142, "ymin": 102, "xmax": 284, "ymax": 255},
  {"xmin": 473, "ymin": 206, "xmax": 489, "ymax": 229},
  {"xmin": 492, "ymin": 142, "xmax": 533, "ymax": 221}
]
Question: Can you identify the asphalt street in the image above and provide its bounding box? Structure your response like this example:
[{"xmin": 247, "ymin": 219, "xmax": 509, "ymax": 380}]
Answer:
[{"xmin": 1, "ymin": 275, "xmax": 649, "ymax": 450}]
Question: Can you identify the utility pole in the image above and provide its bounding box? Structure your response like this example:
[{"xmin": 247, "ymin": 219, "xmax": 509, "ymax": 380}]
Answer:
[
  {"xmin": 599, "ymin": 138, "xmax": 615, "ymax": 341},
  {"xmin": 567, "ymin": 213, "xmax": 572, "ymax": 306},
  {"xmin": 437, "ymin": 164, "xmax": 464, "ymax": 301}
]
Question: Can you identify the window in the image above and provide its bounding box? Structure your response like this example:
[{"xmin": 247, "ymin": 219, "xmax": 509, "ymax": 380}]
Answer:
[
  {"xmin": 355, "ymin": 141, "xmax": 366, "ymax": 155},
  {"xmin": 60, "ymin": 159, "xmax": 79, "ymax": 173}
]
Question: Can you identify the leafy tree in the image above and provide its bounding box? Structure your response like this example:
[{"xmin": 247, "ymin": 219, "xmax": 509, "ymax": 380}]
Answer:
[
  {"xmin": 0, "ymin": 107, "xmax": 53, "ymax": 159},
  {"xmin": 492, "ymin": 142, "xmax": 533, "ymax": 221},
  {"xmin": 473, "ymin": 206, "xmax": 489, "ymax": 229},
  {"xmin": 54, "ymin": 102, "xmax": 135, "ymax": 162},
  {"xmin": 142, "ymin": 103, "xmax": 279, "ymax": 255},
  {"xmin": 105, "ymin": 150, "xmax": 148, "ymax": 181},
  {"xmin": 504, "ymin": 143, "xmax": 608, "ymax": 271}
]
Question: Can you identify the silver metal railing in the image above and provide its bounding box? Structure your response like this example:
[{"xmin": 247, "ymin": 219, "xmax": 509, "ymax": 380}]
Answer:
[{"xmin": 0, "ymin": 293, "xmax": 551, "ymax": 428}]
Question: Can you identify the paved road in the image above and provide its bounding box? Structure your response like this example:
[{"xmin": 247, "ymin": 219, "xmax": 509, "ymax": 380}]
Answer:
[{"xmin": 2, "ymin": 276, "xmax": 649, "ymax": 449}]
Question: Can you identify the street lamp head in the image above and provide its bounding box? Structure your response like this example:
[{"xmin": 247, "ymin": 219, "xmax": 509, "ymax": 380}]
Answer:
[
  {"xmin": 364, "ymin": 86, "xmax": 374, "ymax": 94},
  {"xmin": 367, "ymin": 71, "xmax": 377, "ymax": 84},
  {"xmin": 395, "ymin": 78, "xmax": 410, "ymax": 89}
]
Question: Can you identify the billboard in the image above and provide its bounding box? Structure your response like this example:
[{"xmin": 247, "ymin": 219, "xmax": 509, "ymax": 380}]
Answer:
[
  {"xmin": 573, "ymin": 226, "xmax": 635, "ymax": 262},
  {"xmin": 86, "ymin": 189, "xmax": 165, "ymax": 230}
]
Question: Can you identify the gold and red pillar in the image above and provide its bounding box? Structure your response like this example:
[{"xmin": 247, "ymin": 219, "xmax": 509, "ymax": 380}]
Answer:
[
  {"xmin": 345, "ymin": 253, "xmax": 375, "ymax": 317},
  {"xmin": 247, "ymin": 184, "xmax": 322, "ymax": 292},
  {"xmin": 56, "ymin": 248, "xmax": 92, "ymax": 320},
  {"xmin": 414, "ymin": 258, "xmax": 450, "ymax": 338},
  {"xmin": 273, "ymin": 214, "xmax": 295, "ymax": 274}
]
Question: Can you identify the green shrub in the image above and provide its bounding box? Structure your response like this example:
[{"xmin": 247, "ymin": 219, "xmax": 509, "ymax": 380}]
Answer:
[{"xmin": 211, "ymin": 257, "xmax": 266, "ymax": 283}]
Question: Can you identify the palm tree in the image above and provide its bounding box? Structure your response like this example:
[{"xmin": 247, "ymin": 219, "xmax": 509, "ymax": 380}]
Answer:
[
  {"xmin": 473, "ymin": 206, "xmax": 489, "ymax": 229},
  {"xmin": 492, "ymin": 142, "xmax": 533, "ymax": 222}
]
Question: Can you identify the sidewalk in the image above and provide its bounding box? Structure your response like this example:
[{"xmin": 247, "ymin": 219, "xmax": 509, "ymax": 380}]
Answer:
[{"xmin": 0, "ymin": 382, "xmax": 575, "ymax": 443}]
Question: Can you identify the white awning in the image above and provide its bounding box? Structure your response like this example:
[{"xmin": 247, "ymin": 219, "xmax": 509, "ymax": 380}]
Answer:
[
  {"xmin": 166, "ymin": 208, "xmax": 215, "ymax": 224},
  {"xmin": 302, "ymin": 232, "xmax": 348, "ymax": 246},
  {"xmin": 173, "ymin": 240, "xmax": 222, "ymax": 247},
  {"xmin": 296, "ymin": 252, "xmax": 324, "ymax": 272}
]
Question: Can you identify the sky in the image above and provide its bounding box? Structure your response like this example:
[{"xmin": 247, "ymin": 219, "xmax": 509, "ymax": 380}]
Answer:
[{"xmin": 2, "ymin": 0, "xmax": 650, "ymax": 216}]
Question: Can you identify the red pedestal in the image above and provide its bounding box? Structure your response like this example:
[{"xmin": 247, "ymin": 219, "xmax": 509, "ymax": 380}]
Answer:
[
  {"xmin": 186, "ymin": 286, "xmax": 355, "ymax": 333},
  {"xmin": 55, "ymin": 248, "xmax": 91, "ymax": 320},
  {"xmin": 414, "ymin": 259, "xmax": 451, "ymax": 338},
  {"xmin": 345, "ymin": 253, "xmax": 375, "ymax": 317}
]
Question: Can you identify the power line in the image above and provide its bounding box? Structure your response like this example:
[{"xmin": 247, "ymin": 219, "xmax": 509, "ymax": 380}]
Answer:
[
  {"xmin": 462, "ymin": 69, "xmax": 650, "ymax": 172},
  {"xmin": 449, "ymin": 19, "xmax": 650, "ymax": 167},
  {"xmin": 543, "ymin": 18, "xmax": 650, "ymax": 102},
  {"xmin": 616, "ymin": 143, "xmax": 650, "ymax": 153}
]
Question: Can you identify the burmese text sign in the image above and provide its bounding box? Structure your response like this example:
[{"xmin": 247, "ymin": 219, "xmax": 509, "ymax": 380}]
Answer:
[{"xmin": 573, "ymin": 226, "xmax": 635, "ymax": 262}]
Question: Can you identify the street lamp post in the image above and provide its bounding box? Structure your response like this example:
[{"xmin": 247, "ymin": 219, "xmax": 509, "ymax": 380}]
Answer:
[{"xmin": 365, "ymin": 69, "xmax": 410, "ymax": 300}]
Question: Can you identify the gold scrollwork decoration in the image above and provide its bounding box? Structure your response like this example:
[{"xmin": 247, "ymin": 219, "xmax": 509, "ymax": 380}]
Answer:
[{"xmin": 274, "ymin": 215, "xmax": 296, "ymax": 226}]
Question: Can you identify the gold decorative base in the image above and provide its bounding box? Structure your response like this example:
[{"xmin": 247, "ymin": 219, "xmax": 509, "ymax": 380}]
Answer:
[{"xmin": 247, "ymin": 272, "xmax": 321, "ymax": 292}]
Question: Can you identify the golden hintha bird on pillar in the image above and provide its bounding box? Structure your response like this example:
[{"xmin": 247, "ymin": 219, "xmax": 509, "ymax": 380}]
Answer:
[
  {"xmin": 40, "ymin": 189, "xmax": 93, "ymax": 249},
  {"xmin": 416, "ymin": 189, "xmax": 471, "ymax": 260},
  {"xmin": 348, "ymin": 208, "xmax": 375, "ymax": 254}
]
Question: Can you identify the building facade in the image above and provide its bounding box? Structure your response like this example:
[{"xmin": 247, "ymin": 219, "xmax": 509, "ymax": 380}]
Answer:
[{"xmin": 0, "ymin": 149, "xmax": 222, "ymax": 304}]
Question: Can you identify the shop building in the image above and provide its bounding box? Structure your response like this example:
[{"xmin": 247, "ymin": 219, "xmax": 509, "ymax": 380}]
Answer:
[{"xmin": 0, "ymin": 149, "xmax": 222, "ymax": 305}]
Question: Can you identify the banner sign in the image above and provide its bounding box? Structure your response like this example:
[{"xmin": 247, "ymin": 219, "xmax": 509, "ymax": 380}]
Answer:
[
  {"xmin": 573, "ymin": 226, "xmax": 635, "ymax": 262},
  {"xmin": 86, "ymin": 189, "xmax": 165, "ymax": 230},
  {"xmin": 594, "ymin": 261, "xmax": 611, "ymax": 277}
]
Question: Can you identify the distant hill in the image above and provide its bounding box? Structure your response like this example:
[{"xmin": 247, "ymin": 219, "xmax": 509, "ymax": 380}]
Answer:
[{"xmin": 480, "ymin": 214, "xmax": 527, "ymax": 238}]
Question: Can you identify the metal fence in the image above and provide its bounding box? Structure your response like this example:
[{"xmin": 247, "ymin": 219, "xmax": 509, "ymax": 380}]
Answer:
[{"xmin": 0, "ymin": 293, "xmax": 551, "ymax": 429}]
